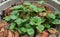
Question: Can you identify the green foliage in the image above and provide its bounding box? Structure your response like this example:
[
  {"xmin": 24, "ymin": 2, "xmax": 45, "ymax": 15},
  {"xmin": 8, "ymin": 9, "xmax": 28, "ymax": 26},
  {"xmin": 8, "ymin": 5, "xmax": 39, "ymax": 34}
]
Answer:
[
  {"xmin": 16, "ymin": 28, "xmax": 23, "ymax": 34},
  {"xmin": 10, "ymin": 11, "xmax": 19, "ymax": 16},
  {"xmin": 9, "ymin": 23, "xmax": 16, "ymax": 32},
  {"xmin": 25, "ymin": 24, "xmax": 32, "ymax": 28},
  {"xmin": 38, "ymin": 8, "xmax": 45, "ymax": 12},
  {"xmin": 10, "ymin": 5, "xmax": 25, "ymax": 10},
  {"xmin": 27, "ymin": 29, "xmax": 34, "ymax": 35},
  {"xmin": 15, "ymin": 18, "xmax": 22, "ymax": 25},
  {"xmin": 30, "ymin": 16, "xmax": 45, "ymax": 25},
  {"xmin": 3, "ymin": 0, "xmax": 60, "ymax": 36},
  {"xmin": 36, "ymin": 25, "xmax": 44, "ymax": 33},
  {"xmin": 10, "ymin": 15, "xmax": 17, "ymax": 20},
  {"xmin": 44, "ymin": 24, "xmax": 51, "ymax": 29},
  {"xmin": 30, "ymin": 5, "xmax": 38, "ymax": 12},
  {"xmin": 30, "ymin": 5, "xmax": 45, "ymax": 12},
  {"xmin": 52, "ymin": 19, "xmax": 60, "ymax": 24},
  {"xmin": 3, "ymin": 16, "xmax": 11, "ymax": 21},
  {"xmin": 46, "ymin": 12, "xmax": 56, "ymax": 19},
  {"xmin": 20, "ymin": 27, "xmax": 27, "ymax": 33}
]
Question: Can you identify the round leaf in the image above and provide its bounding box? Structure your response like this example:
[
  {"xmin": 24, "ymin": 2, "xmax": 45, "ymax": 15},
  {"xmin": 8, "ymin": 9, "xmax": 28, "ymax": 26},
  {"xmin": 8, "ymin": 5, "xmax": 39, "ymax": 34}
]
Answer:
[
  {"xmin": 27, "ymin": 29, "xmax": 34, "ymax": 35},
  {"xmin": 36, "ymin": 25, "xmax": 44, "ymax": 33}
]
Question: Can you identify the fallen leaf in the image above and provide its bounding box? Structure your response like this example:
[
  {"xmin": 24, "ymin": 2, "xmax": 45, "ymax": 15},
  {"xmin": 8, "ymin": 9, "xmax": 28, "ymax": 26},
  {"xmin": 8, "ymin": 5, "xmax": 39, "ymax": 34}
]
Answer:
[
  {"xmin": 38, "ymin": 12, "xmax": 46, "ymax": 17},
  {"xmin": 48, "ymin": 28, "xmax": 58, "ymax": 34},
  {"xmin": 4, "ymin": 7, "xmax": 11, "ymax": 16},
  {"xmin": 38, "ymin": 31, "xmax": 49, "ymax": 37},
  {"xmin": 1, "ymin": 28, "xmax": 5, "ymax": 31},
  {"xmin": 45, "ymin": 6, "xmax": 51, "ymax": 13},
  {"xmin": 0, "ymin": 31, "xmax": 4, "ymax": 37},
  {"xmin": 14, "ymin": 30, "xmax": 19, "ymax": 37},
  {"xmin": 4, "ymin": 29, "xmax": 8, "ymax": 37},
  {"xmin": 0, "ymin": 22, "xmax": 8, "ymax": 28},
  {"xmin": 8, "ymin": 30, "xmax": 13, "ymax": 37}
]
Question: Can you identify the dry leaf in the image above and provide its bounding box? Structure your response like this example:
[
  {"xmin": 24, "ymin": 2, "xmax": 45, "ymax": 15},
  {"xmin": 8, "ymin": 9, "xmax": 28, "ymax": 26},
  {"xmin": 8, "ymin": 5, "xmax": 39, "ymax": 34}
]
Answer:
[
  {"xmin": 0, "ymin": 22, "xmax": 8, "ymax": 28},
  {"xmin": 0, "ymin": 27, "xmax": 8, "ymax": 37},
  {"xmin": 8, "ymin": 30, "xmax": 13, "ymax": 37},
  {"xmin": 41, "ymin": 5, "xmax": 45, "ymax": 8},
  {"xmin": 4, "ymin": 7, "xmax": 11, "ymax": 16},
  {"xmin": 0, "ymin": 31, "xmax": 4, "ymax": 37},
  {"xmin": 48, "ymin": 28, "xmax": 58, "ymax": 35},
  {"xmin": 1, "ymin": 28, "xmax": 5, "ymax": 31},
  {"xmin": 38, "ymin": 12, "xmax": 46, "ymax": 17},
  {"xmin": 38, "ymin": 31, "xmax": 49, "ymax": 37},
  {"xmin": 4, "ymin": 29, "xmax": 8, "ymax": 37},
  {"xmin": 45, "ymin": 6, "xmax": 51, "ymax": 13},
  {"xmin": 4, "ymin": 22, "xmax": 8, "ymax": 28},
  {"xmin": 14, "ymin": 30, "xmax": 19, "ymax": 37}
]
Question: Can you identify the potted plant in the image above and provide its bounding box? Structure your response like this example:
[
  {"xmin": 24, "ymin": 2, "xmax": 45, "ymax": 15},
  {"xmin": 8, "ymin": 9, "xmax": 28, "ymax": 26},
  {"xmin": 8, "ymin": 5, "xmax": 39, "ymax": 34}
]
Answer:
[{"xmin": 1, "ymin": 0, "xmax": 60, "ymax": 37}]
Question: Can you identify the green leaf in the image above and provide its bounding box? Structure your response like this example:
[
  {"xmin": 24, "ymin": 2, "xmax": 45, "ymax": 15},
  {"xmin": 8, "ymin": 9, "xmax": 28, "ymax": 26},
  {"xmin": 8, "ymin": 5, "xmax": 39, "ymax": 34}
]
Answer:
[
  {"xmin": 15, "ymin": 18, "xmax": 22, "ymax": 25},
  {"xmin": 30, "ymin": 5, "xmax": 38, "ymax": 12},
  {"xmin": 24, "ymin": 9, "xmax": 31, "ymax": 13},
  {"xmin": 46, "ymin": 12, "xmax": 56, "ymax": 19},
  {"xmin": 22, "ymin": 19, "xmax": 28, "ymax": 23},
  {"xmin": 25, "ymin": 24, "xmax": 32, "ymax": 28},
  {"xmin": 38, "ymin": 8, "xmax": 45, "ymax": 12},
  {"xmin": 44, "ymin": 24, "xmax": 51, "ymax": 29},
  {"xmin": 27, "ymin": 29, "xmax": 34, "ymax": 35},
  {"xmin": 16, "ymin": 28, "xmax": 22, "ymax": 34},
  {"xmin": 10, "ymin": 15, "xmax": 17, "ymax": 20},
  {"xmin": 55, "ymin": 11, "xmax": 60, "ymax": 19},
  {"xmin": 38, "ymin": 1, "xmax": 45, "ymax": 5},
  {"xmin": 30, "ymin": 16, "xmax": 45, "ymax": 25},
  {"xmin": 30, "ymin": 4, "xmax": 45, "ymax": 12},
  {"xmin": 21, "ymin": 27, "xmax": 27, "ymax": 33},
  {"xmin": 9, "ymin": 23, "xmax": 16, "ymax": 32},
  {"xmin": 3, "ymin": 16, "xmax": 11, "ymax": 21},
  {"xmin": 11, "ymin": 11, "xmax": 19, "ymax": 16},
  {"xmin": 52, "ymin": 19, "xmax": 60, "ymax": 24},
  {"xmin": 10, "ymin": 5, "xmax": 24, "ymax": 10},
  {"xmin": 36, "ymin": 25, "xmax": 44, "ymax": 33},
  {"xmin": 56, "ymin": 14, "xmax": 60, "ymax": 19},
  {"xmin": 41, "ymin": 18, "xmax": 46, "ymax": 23}
]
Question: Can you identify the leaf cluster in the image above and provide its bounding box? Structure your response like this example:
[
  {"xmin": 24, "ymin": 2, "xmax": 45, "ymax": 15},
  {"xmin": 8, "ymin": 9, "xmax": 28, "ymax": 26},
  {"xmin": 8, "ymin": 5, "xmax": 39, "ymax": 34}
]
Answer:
[{"xmin": 3, "ymin": 0, "xmax": 60, "ymax": 35}]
